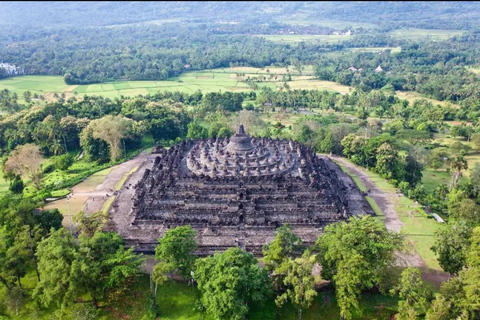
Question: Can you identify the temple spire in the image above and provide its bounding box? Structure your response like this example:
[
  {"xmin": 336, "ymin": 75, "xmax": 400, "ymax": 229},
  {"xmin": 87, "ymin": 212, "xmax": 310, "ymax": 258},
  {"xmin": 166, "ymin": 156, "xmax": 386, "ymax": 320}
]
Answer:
[{"xmin": 237, "ymin": 124, "xmax": 245, "ymax": 135}]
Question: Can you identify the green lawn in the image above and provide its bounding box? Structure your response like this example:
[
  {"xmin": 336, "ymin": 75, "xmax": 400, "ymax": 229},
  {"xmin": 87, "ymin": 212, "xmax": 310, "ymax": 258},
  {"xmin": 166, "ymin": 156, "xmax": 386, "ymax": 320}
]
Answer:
[
  {"xmin": 361, "ymin": 168, "xmax": 444, "ymax": 270},
  {"xmin": 422, "ymin": 169, "xmax": 451, "ymax": 193}
]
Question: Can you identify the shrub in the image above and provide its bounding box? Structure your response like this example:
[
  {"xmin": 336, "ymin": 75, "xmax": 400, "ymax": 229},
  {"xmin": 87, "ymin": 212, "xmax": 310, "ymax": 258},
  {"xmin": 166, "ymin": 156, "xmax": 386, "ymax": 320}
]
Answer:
[{"xmin": 54, "ymin": 154, "xmax": 75, "ymax": 171}]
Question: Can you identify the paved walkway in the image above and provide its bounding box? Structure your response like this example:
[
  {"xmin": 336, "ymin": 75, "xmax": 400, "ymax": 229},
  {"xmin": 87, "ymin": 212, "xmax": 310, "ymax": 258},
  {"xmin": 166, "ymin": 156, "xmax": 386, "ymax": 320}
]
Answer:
[{"xmin": 79, "ymin": 153, "xmax": 153, "ymax": 214}]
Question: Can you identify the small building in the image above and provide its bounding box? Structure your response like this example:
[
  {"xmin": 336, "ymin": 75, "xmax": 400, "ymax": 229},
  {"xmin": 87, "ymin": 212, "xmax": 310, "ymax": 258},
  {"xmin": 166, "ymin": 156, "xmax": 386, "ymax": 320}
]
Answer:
[
  {"xmin": 432, "ymin": 213, "xmax": 445, "ymax": 223},
  {"xmin": 374, "ymin": 65, "xmax": 384, "ymax": 73},
  {"xmin": 184, "ymin": 64, "xmax": 191, "ymax": 69},
  {"xmin": 348, "ymin": 67, "xmax": 357, "ymax": 72},
  {"xmin": 0, "ymin": 63, "xmax": 23, "ymax": 76}
]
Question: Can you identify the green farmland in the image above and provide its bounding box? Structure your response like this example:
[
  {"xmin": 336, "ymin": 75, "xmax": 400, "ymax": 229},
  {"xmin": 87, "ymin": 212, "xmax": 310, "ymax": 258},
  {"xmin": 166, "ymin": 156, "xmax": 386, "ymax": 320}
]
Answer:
[
  {"xmin": 388, "ymin": 28, "xmax": 465, "ymax": 41},
  {"xmin": 0, "ymin": 66, "xmax": 353, "ymax": 101}
]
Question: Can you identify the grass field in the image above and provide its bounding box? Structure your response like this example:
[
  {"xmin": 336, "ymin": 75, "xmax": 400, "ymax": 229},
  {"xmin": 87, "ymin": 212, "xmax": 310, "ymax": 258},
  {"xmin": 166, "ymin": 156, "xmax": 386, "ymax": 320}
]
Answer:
[
  {"xmin": 396, "ymin": 91, "xmax": 460, "ymax": 108},
  {"xmin": 361, "ymin": 168, "xmax": 443, "ymax": 270},
  {"xmin": 422, "ymin": 169, "xmax": 451, "ymax": 193},
  {"xmin": 388, "ymin": 28, "xmax": 465, "ymax": 41},
  {"xmin": 467, "ymin": 67, "xmax": 480, "ymax": 75},
  {"xmin": 0, "ymin": 67, "xmax": 352, "ymax": 101},
  {"xmin": 255, "ymin": 34, "xmax": 352, "ymax": 44}
]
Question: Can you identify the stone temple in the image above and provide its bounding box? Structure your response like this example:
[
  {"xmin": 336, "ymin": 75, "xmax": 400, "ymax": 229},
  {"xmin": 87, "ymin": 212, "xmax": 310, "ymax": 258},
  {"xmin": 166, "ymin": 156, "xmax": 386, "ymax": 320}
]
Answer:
[{"xmin": 106, "ymin": 125, "xmax": 374, "ymax": 255}]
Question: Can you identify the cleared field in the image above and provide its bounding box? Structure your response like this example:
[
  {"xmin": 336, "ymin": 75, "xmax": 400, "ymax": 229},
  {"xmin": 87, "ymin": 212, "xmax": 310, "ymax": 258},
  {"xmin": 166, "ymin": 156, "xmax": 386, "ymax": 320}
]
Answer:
[
  {"xmin": 396, "ymin": 90, "xmax": 460, "ymax": 108},
  {"xmin": 467, "ymin": 67, "xmax": 480, "ymax": 75},
  {"xmin": 345, "ymin": 46, "xmax": 401, "ymax": 53},
  {"xmin": 279, "ymin": 11, "xmax": 379, "ymax": 29},
  {"xmin": 388, "ymin": 28, "xmax": 465, "ymax": 41},
  {"xmin": 255, "ymin": 34, "xmax": 352, "ymax": 44}
]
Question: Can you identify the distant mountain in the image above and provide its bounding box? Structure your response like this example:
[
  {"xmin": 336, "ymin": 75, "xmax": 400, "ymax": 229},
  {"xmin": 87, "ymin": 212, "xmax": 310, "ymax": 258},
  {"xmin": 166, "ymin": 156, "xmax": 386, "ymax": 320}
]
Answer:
[{"xmin": 0, "ymin": 1, "xmax": 479, "ymax": 30}]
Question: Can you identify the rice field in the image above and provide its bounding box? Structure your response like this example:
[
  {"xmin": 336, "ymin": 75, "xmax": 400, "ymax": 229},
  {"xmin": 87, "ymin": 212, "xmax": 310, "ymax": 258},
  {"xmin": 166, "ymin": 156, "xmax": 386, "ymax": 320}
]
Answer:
[
  {"xmin": 0, "ymin": 66, "xmax": 353, "ymax": 101},
  {"xmin": 388, "ymin": 28, "xmax": 465, "ymax": 41}
]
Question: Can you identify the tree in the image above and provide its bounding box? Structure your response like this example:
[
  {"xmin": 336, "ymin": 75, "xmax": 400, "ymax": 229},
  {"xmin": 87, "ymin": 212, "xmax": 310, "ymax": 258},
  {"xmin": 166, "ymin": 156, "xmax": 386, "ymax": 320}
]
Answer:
[
  {"xmin": 194, "ymin": 247, "xmax": 271, "ymax": 320},
  {"xmin": 319, "ymin": 131, "xmax": 334, "ymax": 154},
  {"xmin": 34, "ymin": 229, "xmax": 78, "ymax": 308},
  {"xmin": 263, "ymin": 224, "xmax": 303, "ymax": 272},
  {"xmin": 315, "ymin": 216, "xmax": 405, "ymax": 320},
  {"xmin": 472, "ymin": 132, "xmax": 480, "ymax": 151},
  {"xmin": 71, "ymin": 232, "xmax": 145, "ymax": 308},
  {"xmin": 34, "ymin": 209, "xmax": 63, "ymax": 236},
  {"xmin": 425, "ymin": 293, "xmax": 452, "ymax": 320},
  {"xmin": 73, "ymin": 211, "xmax": 108, "ymax": 237},
  {"xmin": 449, "ymin": 198, "xmax": 480, "ymax": 225},
  {"xmin": 4, "ymin": 144, "xmax": 44, "ymax": 189},
  {"xmin": 275, "ymin": 257, "xmax": 317, "ymax": 320},
  {"xmin": 8, "ymin": 174, "xmax": 24, "ymax": 194},
  {"xmin": 263, "ymin": 224, "xmax": 303, "ymax": 290},
  {"xmin": 432, "ymin": 222, "xmax": 472, "ymax": 274},
  {"xmin": 88, "ymin": 115, "xmax": 133, "ymax": 161},
  {"xmin": 375, "ymin": 142, "xmax": 401, "ymax": 179},
  {"xmin": 425, "ymin": 277, "xmax": 466, "ymax": 320},
  {"xmin": 22, "ymin": 91, "xmax": 32, "ymax": 103},
  {"xmin": 470, "ymin": 162, "xmax": 480, "ymax": 195},
  {"xmin": 450, "ymin": 155, "xmax": 468, "ymax": 190},
  {"xmin": 15, "ymin": 225, "xmax": 43, "ymax": 282},
  {"xmin": 403, "ymin": 155, "xmax": 423, "ymax": 187},
  {"xmin": 186, "ymin": 121, "xmax": 208, "ymax": 139},
  {"xmin": 153, "ymin": 225, "xmax": 197, "ymax": 281},
  {"xmin": 5, "ymin": 286, "xmax": 24, "ymax": 316},
  {"xmin": 390, "ymin": 267, "xmax": 428, "ymax": 320}
]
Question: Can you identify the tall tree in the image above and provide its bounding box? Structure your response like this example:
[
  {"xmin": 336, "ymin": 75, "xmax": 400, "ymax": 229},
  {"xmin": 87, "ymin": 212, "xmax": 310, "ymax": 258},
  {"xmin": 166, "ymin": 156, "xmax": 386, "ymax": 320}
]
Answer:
[
  {"xmin": 153, "ymin": 225, "xmax": 197, "ymax": 281},
  {"xmin": 390, "ymin": 267, "xmax": 428, "ymax": 320},
  {"xmin": 34, "ymin": 228, "xmax": 78, "ymax": 308},
  {"xmin": 88, "ymin": 115, "xmax": 133, "ymax": 161},
  {"xmin": 263, "ymin": 224, "xmax": 303, "ymax": 291},
  {"xmin": 432, "ymin": 222, "xmax": 472, "ymax": 274},
  {"xmin": 71, "ymin": 232, "xmax": 145, "ymax": 308},
  {"xmin": 450, "ymin": 155, "xmax": 468, "ymax": 190},
  {"xmin": 316, "ymin": 216, "xmax": 405, "ymax": 320},
  {"xmin": 194, "ymin": 247, "xmax": 271, "ymax": 320},
  {"xmin": 275, "ymin": 257, "xmax": 317, "ymax": 320},
  {"xmin": 4, "ymin": 143, "xmax": 44, "ymax": 189}
]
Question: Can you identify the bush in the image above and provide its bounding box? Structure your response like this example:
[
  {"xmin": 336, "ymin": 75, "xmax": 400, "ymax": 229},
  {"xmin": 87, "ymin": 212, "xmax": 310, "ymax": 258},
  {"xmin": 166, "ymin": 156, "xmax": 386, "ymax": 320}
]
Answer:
[
  {"xmin": 9, "ymin": 175, "xmax": 24, "ymax": 194},
  {"xmin": 42, "ymin": 163, "xmax": 55, "ymax": 174},
  {"xmin": 54, "ymin": 154, "xmax": 75, "ymax": 171}
]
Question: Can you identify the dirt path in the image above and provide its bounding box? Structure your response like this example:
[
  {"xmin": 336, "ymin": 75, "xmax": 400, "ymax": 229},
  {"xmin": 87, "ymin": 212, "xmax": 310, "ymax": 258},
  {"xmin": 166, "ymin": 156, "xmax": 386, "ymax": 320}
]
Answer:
[
  {"xmin": 329, "ymin": 156, "xmax": 450, "ymax": 287},
  {"xmin": 330, "ymin": 156, "xmax": 425, "ymax": 267}
]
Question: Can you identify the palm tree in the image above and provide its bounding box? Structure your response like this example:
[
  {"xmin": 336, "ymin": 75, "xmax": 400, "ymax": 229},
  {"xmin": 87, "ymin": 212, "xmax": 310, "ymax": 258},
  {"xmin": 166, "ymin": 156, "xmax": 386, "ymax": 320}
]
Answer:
[{"xmin": 450, "ymin": 155, "xmax": 468, "ymax": 190}]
